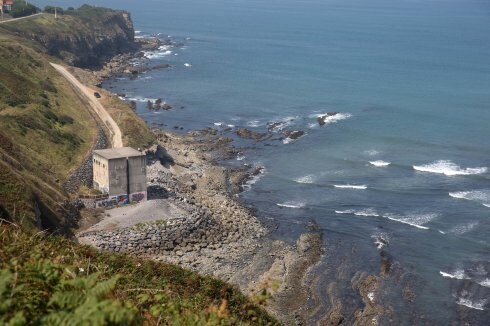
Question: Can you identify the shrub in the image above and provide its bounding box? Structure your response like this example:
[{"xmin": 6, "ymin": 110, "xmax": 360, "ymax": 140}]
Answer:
[{"xmin": 10, "ymin": 2, "xmax": 39, "ymax": 18}]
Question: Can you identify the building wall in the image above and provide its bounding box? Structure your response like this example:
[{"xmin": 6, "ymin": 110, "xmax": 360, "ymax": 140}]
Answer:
[
  {"xmin": 128, "ymin": 155, "xmax": 147, "ymax": 202},
  {"xmin": 108, "ymin": 157, "xmax": 129, "ymax": 196},
  {"xmin": 93, "ymin": 154, "xmax": 109, "ymax": 193}
]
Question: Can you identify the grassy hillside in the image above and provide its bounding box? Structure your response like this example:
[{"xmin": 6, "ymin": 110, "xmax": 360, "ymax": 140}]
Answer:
[
  {"xmin": 0, "ymin": 34, "xmax": 98, "ymax": 230},
  {"xmin": 0, "ymin": 10, "xmax": 154, "ymax": 230},
  {"xmin": 0, "ymin": 224, "xmax": 278, "ymax": 325}
]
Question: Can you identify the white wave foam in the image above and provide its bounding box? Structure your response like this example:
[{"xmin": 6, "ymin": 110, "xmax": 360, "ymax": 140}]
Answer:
[
  {"xmin": 456, "ymin": 297, "xmax": 486, "ymax": 310},
  {"xmin": 276, "ymin": 201, "xmax": 306, "ymax": 209},
  {"xmin": 312, "ymin": 112, "xmax": 352, "ymax": 125},
  {"xmin": 369, "ymin": 160, "xmax": 391, "ymax": 167},
  {"xmin": 382, "ymin": 213, "xmax": 437, "ymax": 230},
  {"xmin": 242, "ymin": 167, "xmax": 266, "ymax": 192},
  {"xmin": 334, "ymin": 184, "xmax": 367, "ymax": 190},
  {"xmin": 214, "ymin": 122, "xmax": 224, "ymax": 126},
  {"xmin": 184, "ymin": 63, "xmax": 192, "ymax": 67},
  {"xmin": 236, "ymin": 153, "xmax": 245, "ymax": 161},
  {"xmin": 449, "ymin": 222, "xmax": 478, "ymax": 235},
  {"xmin": 335, "ymin": 209, "xmax": 355, "ymax": 214},
  {"xmin": 413, "ymin": 160, "xmax": 487, "ymax": 176},
  {"xmin": 246, "ymin": 120, "xmax": 261, "ymax": 128},
  {"xmin": 126, "ymin": 97, "xmax": 158, "ymax": 103},
  {"xmin": 135, "ymin": 30, "xmax": 142, "ymax": 34},
  {"xmin": 371, "ymin": 233, "xmax": 389, "ymax": 249},
  {"xmin": 367, "ymin": 292, "xmax": 375, "ymax": 302},
  {"xmin": 478, "ymin": 279, "xmax": 490, "ymax": 288},
  {"xmin": 440, "ymin": 269, "xmax": 470, "ymax": 280},
  {"xmin": 294, "ymin": 175, "xmax": 315, "ymax": 184},
  {"xmin": 144, "ymin": 51, "xmax": 172, "ymax": 59},
  {"xmin": 354, "ymin": 209, "xmax": 379, "ymax": 217},
  {"xmin": 335, "ymin": 208, "xmax": 379, "ymax": 217},
  {"xmin": 449, "ymin": 190, "xmax": 490, "ymax": 209},
  {"xmin": 158, "ymin": 45, "xmax": 173, "ymax": 51}
]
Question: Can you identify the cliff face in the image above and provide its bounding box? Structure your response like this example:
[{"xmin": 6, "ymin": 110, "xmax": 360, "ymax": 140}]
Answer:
[{"xmin": 2, "ymin": 5, "xmax": 136, "ymax": 68}]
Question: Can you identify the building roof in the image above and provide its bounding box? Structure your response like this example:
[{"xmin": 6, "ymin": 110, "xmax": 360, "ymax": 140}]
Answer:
[{"xmin": 93, "ymin": 147, "xmax": 144, "ymax": 160}]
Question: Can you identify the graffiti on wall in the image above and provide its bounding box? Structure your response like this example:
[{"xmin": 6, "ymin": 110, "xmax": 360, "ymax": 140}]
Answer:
[
  {"xmin": 131, "ymin": 192, "xmax": 146, "ymax": 202},
  {"xmin": 97, "ymin": 194, "xmax": 129, "ymax": 208}
]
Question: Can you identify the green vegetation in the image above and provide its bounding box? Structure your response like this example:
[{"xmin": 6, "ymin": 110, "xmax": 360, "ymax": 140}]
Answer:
[
  {"xmin": 43, "ymin": 6, "xmax": 63, "ymax": 15},
  {"xmin": 101, "ymin": 94, "xmax": 155, "ymax": 149},
  {"xmin": 0, "ymin": 35, "xmax": 98, "ymax": 229},
  {"xmin": 0, "ymin": 9, "xmax": 153, "ymax": 228},
  {"xmin": 10, "ymin": 1, "xmax": 39, "ymax": 18},
  {"xmin": 0, "ymin": 225, "xmax": 278, "ymax": 325}
]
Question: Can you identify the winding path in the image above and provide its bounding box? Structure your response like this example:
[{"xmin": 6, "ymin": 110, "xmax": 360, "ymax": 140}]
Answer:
[
  {"xmin": 0, "ymin": 13, "xmax": 44, "ymax": 24},
  {"xmin": 50, "ymin": 63, "xmax": 123, "ymax": 148}
]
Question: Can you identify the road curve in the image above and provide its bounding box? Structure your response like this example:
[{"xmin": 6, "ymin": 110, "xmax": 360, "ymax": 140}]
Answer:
[{"xmin": 50, "ymin": 63, "xmax": 123, "ymax": 148}]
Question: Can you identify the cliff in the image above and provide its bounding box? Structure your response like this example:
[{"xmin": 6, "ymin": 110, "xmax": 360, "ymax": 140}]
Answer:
[{"xmin": 1, "ymin": 5, "xmax": 137, "ymax": 68}]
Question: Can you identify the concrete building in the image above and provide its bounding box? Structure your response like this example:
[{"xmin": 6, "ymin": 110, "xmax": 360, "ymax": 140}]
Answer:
[
  {"xmin": 93, "ymin": 147, "xmax": 147, "ymax": 206},
  {"xmin": 0, "ymin": 1, "xmax": 13, "ymax": 14}
]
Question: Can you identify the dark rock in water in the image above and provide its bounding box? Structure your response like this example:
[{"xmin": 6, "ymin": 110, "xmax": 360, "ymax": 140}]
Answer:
[
  {"xmin": 283, "ymin": 130, "xmax": 305, "ymax": 140},
  {"xmin": 236, "ymin": 128, "xmax": 269, "ymax": 141},
  {"xmin": 152, "ymin": 63, "xmax": 171, "ymax": 70},
  {"xmin": 251, "ymin": 167, "xmax": 265, "ymax": 176},
  {"xmin": 147, "ymin": 98, "xmax": 172, "ymax": 110},
  {"xmin": 129, "ymin": 100, "xmax": 137, "ymax": 111},
  {"xmin": 267, "ymin": 121, "xmax": 287, "ymax": 131},
  {"xmin": 317, "ymin": 112, "xmax": 339, "ymax": 126}
]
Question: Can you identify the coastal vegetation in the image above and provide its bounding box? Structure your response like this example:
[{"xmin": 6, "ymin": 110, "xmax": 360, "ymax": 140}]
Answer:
[
  {"xmin": 0, "ymin": 7, "xmax": 153, "ymax": 230},
  {"xmin": 0, "ymin": 224, "xmax": 277, "ymax": 325}
]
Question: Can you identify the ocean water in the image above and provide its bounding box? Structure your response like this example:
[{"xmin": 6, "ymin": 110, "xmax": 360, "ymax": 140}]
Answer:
[{"xmin": 35, "ymin": 0, "xmax": 490, "ymax": 323}]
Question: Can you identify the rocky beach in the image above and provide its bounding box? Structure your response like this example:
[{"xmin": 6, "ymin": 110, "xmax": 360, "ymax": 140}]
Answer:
[
  {"xmin": 62, "ymin": 30, "xmax": 401, "ymax": 324},
  {"xmin": 75, "ymin": 112, "xmax": 326, "ymax": 323}
]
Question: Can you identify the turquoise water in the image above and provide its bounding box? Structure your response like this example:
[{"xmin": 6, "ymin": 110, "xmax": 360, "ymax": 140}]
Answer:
[{"xmin": 35, "ymin": 0, "xmax": 490, "ymax": 322}]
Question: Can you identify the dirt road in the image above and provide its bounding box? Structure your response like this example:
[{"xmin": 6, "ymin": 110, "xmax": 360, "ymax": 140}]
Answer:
[
  {"xmin": 50, "ymin": 63, "xmax": 123, "ymax": 148},
  {"xmin": 0, "ymin": 13, "xmax": 44, "ymax": 24}
]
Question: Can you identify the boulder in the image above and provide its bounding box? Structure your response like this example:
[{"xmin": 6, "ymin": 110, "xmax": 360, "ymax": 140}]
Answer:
[
  {"xmin": 317, "ymin": 112, "xmax": 339, "ymax": 126},
  {"xmin": 235, "ymin": 128, "xmax": 269, "ymax": 141}
]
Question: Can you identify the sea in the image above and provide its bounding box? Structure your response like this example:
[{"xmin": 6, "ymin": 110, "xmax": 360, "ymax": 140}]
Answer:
[{"xmin": 35, "ymin": 0, "xmax": 490, "ymax": 323}]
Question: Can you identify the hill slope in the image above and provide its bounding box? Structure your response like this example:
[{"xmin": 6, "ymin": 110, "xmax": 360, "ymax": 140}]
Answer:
[{"xmin": 0, "ymin": 7, "xmax": 154, "ymax": 231}]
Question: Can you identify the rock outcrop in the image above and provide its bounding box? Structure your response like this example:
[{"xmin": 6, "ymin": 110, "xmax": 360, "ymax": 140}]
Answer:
[{"xmin": 3, "ymin": 5, "xmax": 137, "ymax": 68}]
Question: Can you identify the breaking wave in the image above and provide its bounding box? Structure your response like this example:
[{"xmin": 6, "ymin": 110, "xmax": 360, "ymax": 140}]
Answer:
[
  {"xmin": 440, "ymin": 269, "xmax": 470, "ymax": 280},
  {"xmin": 335, "ymin": 208, "xmax": 379, "ymax": 217},
  {"xmin": 478, "ymin": 279, "xmax": 490, "ymax": 288},
  {"xmin": 334, "ymin": 184, "xmax": 367, "ymax": 190},
  {"xmin": 294, "ymin": 175, "xmax": 315, "ymax": 184},
  {"xmin": 449, "ymin": 222, "xmax": 479, "ymax": 235},
  {"xmin": 276, "ymin": 201, "xmax": 306, "ymax": 209},
  {"xmin": 382, "ymin": 213, "xmax": 437, "ymax": 230},
  {"xmin": 413, "ymin": 160, "xmax": 487, "ymax": 176},
  {"xmin": 312, "ymin": 112, "xmax": 352, "ymax": 125},
  {"xmin": 449, "ymin": 190, "xmax": 490, "ymax": 208},
  {"xmin": 369, "ymin": 160, "xmax": 391, "ymax": 167},
  {"xmin": 456, "ymin": 297, "xmax": 486, "ymax": 311}
]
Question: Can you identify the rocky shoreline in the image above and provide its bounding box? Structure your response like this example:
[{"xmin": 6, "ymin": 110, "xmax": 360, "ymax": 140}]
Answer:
[{"xmin": 74, "ymin": 35, "xmax": 388, "ymax": 325}]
